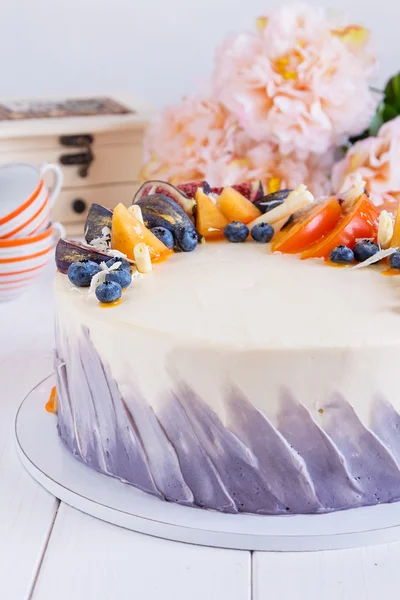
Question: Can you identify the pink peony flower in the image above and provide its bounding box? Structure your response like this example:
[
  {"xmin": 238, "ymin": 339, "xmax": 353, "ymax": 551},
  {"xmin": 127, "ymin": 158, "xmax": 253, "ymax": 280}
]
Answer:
[
  {"xmin": 142, "ymin": 96, "xmax": 254, "ymax": 187},
  {"xmin": 213, "ymin": 3, "xmax": 378, "ymax": 156},
  {"xmin": 332, "ymin": 117, "xmax": 400, "ymax": 212},
  {"xmin": 246, "ymin": 143, "xmax": 334, "ymax": 197}
]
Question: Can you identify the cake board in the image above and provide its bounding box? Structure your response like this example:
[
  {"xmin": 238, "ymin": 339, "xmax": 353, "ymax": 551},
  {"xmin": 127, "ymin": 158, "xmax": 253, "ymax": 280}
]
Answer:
[{"xmin": 15, "ymin": 374, "xmax": 400, "ymax": 552}]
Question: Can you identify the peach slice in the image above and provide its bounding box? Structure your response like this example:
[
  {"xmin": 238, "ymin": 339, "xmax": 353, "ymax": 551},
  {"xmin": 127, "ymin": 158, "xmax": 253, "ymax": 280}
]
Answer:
[
  {"xmin": 390, "ymin": 205, "xmax": 400, "ymax": 248},
  {"xmin": 111, "ymin": 203, "xmax": 172, "ymax": 262},
  {"xmin": 195, "ymin": 188, "xmax": 229, "ymax": 239},
  {"xmin": 218, "ymin": 187, "xmax": 262, "ymax": 224}
]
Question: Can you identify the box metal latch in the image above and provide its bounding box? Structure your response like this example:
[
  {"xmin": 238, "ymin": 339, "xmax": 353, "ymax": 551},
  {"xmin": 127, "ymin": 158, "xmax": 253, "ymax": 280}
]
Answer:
[{"xmin": 59, "ymin": 134, "xmax": 94, "ymax": 178}]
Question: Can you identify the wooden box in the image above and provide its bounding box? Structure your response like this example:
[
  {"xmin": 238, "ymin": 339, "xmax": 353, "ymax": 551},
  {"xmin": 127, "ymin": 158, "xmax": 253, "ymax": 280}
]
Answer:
[{"xmin": 0, "ymin": 94, "xmax": 153, "ymax": 234}]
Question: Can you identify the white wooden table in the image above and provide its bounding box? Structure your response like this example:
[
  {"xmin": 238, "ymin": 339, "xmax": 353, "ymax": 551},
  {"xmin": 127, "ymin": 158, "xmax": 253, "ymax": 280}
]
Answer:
[{"xmin": 2, "ymin": 257, "xmax": 400, "ymax": 600}]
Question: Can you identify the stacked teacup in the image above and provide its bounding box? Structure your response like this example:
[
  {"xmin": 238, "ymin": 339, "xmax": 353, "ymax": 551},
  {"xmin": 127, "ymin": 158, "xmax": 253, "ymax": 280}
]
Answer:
[{"xmin": 0, "ymin": 163, "xmax": 63, "ymax": 301}]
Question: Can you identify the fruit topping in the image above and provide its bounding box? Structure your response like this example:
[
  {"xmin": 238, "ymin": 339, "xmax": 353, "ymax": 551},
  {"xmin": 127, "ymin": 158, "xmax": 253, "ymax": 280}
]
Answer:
[
  {"xmin": 68, "ymin": 260, "xmax": 101, "ymax": 287},
  {"xmin": 84, "ymin": 204, "xmax": 113, "ymax": 244},
  {"xmin": 128, "ymin": 204, "xmax": 144, "ymax": 223},
  {"xmin": 353, "ymin": 240, "xmax": 380, "ymax": 262},
  {"xmin": 55, "ymin": 239, "xmax": 110, "ymax": 274},
  {"xmin": 301, "ymin": 194, "xmax": 379, "ymax": 259},
  {"xmin": 330, "ymin": 245, "xmax": 354, "ymax": 264},
  {"xmin": 133, "ymin": 180, "xmax": 196, "ymax": 216},
  {"xmin": 151, "ymin": 227, "xmax": 174, "ymax": 249},
  {"xmin": 391, "ymin": 205, "xmax": 400, "ymax": 248},
  {"xmin": 224, "ymin": 221, "xmax": 249, "ymax": 243},
  {"xmin": 210, "ymin": 181, "xmax": 263, "ymax": 202},
  {"xmin": 195, "ymin": 188, "xmax": 229, "ymax": 239},
  {"xmin": 175, "ymin": 227, "xmax": 198, "ymax": 252},
  {"xmin": 249, "ymin": 185, "xmax": 314, "ymax": 232},
  {"xmin": 95, "ymin": 280, "xmax": 122, "ymax": 304},
  {"xmin": 111, "ymin": 203, "xmax": 172, "ymax": 262},
  {"xmin": 105, "ymin": 268, "xmax": 132, "ymax": 289},
  {"xmin": 254, "ymin": 190, "xmax": 292, "ymax": 213},
  {"xmin": 271, "ymin": 197, "xmax": 341, "ymax": 254},
  {"xmin": 177, "ymin": 181, "xmax": 211, "ymax": 197},
  {"xmin": 105, "ymin": 256, "xmax": 131, "ymax": 272},
  {"xmin": 390, "ymin": 252, "xmax": 400, "ymax": 269},
  {"xmin": 134, "ymin": 194, "xmax": 196, "ymax": 239},
  {"xmin": 134, "ymin": 243, "xmax": 153, "ymax": 273},
  {"xmin": 377, "ymin": 210, "xmax": 394, "ymax": 249},
  {"xmin": 218, "ymin": 186, "xmax": 262, "ymax": 224},
  {"xmin": 251, "ymin": 222, "xmax": 275, "ymax": 243}
]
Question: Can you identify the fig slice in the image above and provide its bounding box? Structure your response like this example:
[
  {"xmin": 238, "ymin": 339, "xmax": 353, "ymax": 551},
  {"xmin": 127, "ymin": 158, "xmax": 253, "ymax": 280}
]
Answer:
[
  {"xmin": 211, "ymin": 181, "xmax": 264, "ymax": 202},
  {"xmin": 133, "ymin": 180, "xmax": 196, "ymax": 216},
  {"xmin": 135, "ymin": 194, "xmax": 196, "ymax": 236},
  {"xmin": 177, "ymin": 181, "xmax": 211, "ymax": 198},
  {"xmin": 55, "ymin": 239, "xmax": 110, "ymax": 274},
  {"xmin": 84, "ymin": 204, "xmax": 113, "ymax": 244}
]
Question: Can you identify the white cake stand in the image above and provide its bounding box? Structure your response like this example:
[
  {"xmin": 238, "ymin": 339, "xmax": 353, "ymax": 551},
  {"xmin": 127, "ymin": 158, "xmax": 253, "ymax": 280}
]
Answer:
[{"xmin": 15, "ymin": 374, "xmax": 400, "ymax": 552}]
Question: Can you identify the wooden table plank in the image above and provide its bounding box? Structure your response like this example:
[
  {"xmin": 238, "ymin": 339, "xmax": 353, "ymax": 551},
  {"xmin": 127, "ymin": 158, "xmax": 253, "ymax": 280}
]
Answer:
[
  {"xmin": 253, "ymin": 543, "xmax": 400, "ymax": 600},
  {"xmin": 0, "ymin": 355, "xmax": 59, "ymax": 600},
  {"xmin": 32, "ymin": 503, "xmax": 251, "ymax": 600}
]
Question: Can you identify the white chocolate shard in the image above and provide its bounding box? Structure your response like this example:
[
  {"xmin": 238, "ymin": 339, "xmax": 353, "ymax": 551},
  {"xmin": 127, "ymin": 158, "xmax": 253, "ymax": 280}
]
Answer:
[
  {"xmin": 128, "ymin": 204, "xmax": 144, "ymax": 224},
  {"xmin": 249, "ymin": 185, "xmax": 314, "ymax": 229},
  {"xmin": 378, "ymin": 210, "xmax": 394, "ymax": 249},
  {"xmin": 134, "ymin": 243, "xmax": 152, "ymax": 273},
  {"xmin": 342, "ymin": 173, "xmax": 366, "ymax": 210}
]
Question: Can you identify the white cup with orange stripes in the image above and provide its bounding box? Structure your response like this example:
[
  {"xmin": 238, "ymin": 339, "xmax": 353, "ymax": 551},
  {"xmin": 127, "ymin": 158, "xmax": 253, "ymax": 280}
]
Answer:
[
  {"xmin": 0, "ymin": 222, "xmax": 64, "ymax": 301},
  {"xmin": 0, "ymin": 162, "xmax": 63, "ymax": 239}
]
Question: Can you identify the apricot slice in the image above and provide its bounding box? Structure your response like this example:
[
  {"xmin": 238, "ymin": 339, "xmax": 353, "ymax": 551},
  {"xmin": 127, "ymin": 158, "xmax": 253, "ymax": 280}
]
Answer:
[
  {"xmin": 390, "ymin": 205, "xmax": 400, "ymax": 248},
  {"xmin": 111, "ymin": 203, "xmax": 172, "ymax": 262},
  {"xmin": 271, "ymin": 197, "xmax": 341, "ymax": 254},
  {"xmin": 218, "ymin": 187, "xmax": 262, "ymax": 224},
  {"xmin": 195, "ymin": 188, "xmax": 229, "ymax": 239},
  {"xmin": 301, "ymin": 194, "xmax": 379, "ymax": 260}
]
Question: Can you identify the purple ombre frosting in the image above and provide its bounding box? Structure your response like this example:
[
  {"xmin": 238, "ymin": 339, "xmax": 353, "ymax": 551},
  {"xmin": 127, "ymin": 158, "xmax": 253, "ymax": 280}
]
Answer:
[{"xmin": 54, "ymin": 326, "xmax": 400, "ymax": 515}]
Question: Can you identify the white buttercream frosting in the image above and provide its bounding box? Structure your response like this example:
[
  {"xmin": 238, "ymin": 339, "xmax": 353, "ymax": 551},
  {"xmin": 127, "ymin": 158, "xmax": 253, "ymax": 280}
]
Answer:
[{"xmin": 55, "ymin": 242, "xmax": 400, "ymax": 349}]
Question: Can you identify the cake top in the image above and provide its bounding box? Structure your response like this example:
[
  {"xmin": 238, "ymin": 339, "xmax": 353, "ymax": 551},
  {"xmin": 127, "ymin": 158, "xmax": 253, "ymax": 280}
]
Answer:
[
  {"xmin": 55, "ymin": 177, "xmax": 400, "ymax": 349},
  {"xmin": 56, "ymin": 241, "xmax": 400, "ymax": 349}
]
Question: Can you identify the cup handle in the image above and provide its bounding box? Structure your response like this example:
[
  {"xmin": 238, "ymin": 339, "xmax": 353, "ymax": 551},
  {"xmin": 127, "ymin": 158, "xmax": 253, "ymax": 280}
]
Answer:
[
  {"xmin": 40, "ymin": 163, "xmax": 64, "ymax": 208},
  {"xmin": 52, "ymin": 221, "xmax": 65, "ymax": 245}
]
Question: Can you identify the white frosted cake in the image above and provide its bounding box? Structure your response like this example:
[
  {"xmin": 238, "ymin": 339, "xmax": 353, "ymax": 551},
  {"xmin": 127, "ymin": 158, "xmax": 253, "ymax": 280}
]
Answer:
[{"xmin": 53, "ymin": 180, "xmax": 400, "ymax": 514}]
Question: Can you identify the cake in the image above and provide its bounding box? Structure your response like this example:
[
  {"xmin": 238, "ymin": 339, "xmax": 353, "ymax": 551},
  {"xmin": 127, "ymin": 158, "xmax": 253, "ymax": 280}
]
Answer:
[{"xmin": 53, "ymin": 180, "xmax": 400, "ymax": 515}]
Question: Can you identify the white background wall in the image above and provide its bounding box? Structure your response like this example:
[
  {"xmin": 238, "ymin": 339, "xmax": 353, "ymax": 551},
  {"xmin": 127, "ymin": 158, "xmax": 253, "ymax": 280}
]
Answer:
[{"xmin": 1, "ymin": 0, "xmax": 399, "ymax": 111}]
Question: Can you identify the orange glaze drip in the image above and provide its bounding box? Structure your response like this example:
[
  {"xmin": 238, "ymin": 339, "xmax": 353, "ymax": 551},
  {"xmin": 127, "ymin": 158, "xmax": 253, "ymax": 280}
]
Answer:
[
  {"xmin": 100, "ymin": 297, "xmax": 123, "ymax": 308},
  {"xmin": 325, "ymin": 260, "xmax": 352, "ymax": 268},
  {"xmin": 45, "ymin": 386, "xmax": 57, "ymax": 413},
  {"xmin": 382, "ymin": 268, "xmax": 400, "ymax": 277}
]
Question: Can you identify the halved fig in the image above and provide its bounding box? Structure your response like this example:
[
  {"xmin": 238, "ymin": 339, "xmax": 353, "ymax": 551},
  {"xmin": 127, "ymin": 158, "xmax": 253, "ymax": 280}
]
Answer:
[
  {"xmin": 55, "ymin": 239, "xmax": 110, "ymax": 274},
  {"xmin": 254, "ymin": 190, "xmax": 292, "ymax": 213},
  {"xmin": 84, "ymin": 204, "xmax": 112, "ymax": 243},
  {"xmin": 177, "ymin": 181, "xmax": 211, "ymax": 198},
  {"xmin": 133, "ymin": 180, "xmax": 196, "ymax": 216},
  {"xmin": 135, "ymin": 194, "xmax": 196, "ymax": 236},
  {"xmin": 211, "ymin": 181, "xmax": 264, "ymax": 202}
]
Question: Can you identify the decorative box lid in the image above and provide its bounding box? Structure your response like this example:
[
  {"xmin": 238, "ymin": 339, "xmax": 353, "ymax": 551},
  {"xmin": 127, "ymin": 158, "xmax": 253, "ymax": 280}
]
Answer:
[{"xmin": 0, "ymin": 93, "xmax": 154, "ymax": 139}]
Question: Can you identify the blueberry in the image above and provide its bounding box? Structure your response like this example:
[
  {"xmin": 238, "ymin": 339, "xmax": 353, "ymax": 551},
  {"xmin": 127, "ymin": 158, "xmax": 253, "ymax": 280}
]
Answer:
[
  {"xmin": 105, "ymin": 268, "xmax": 132, "ymax": 289},
  {"xmin": 175, "ymin": 227, "xmax": 198, "ymax": 252},
  {"xmin": 95, "ymin": 280, "xmax": 122, "ymax": 303},
  {"xmin": 105, "ymin": 256, "xmax": 131, "ymax": 272},
  {"xmin": 224, "ymin": 221, "xmax": 249, "ymax": 243},
  {"xmin": 151, "ymin": 226, "xmax": 174, "ymax": 250},
  {"xmin": 68, "ymin": 260, "xmax": 101, "ymax": 287},
  {"xmin": 251, "ymin": 222, "xmax": 274, "ymax": 243},
  {"xmin": 390, "ymin": 251, "xmax": 400, "ymax": 269},
  {"xmin": 353, "ymin": 240, "xmax": 380, "ymax": 262},
  {"xmin": 329, "ymin": 245, "xmax": 354, "ymax": 264}
]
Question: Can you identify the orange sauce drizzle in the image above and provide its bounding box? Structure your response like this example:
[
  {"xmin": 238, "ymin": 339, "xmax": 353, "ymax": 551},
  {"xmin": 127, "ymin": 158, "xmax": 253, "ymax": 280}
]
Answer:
[
  {"xmin": 45, "ymin": 386, "xmax": 57, "ymax": 413},
  {"xmin": 382, "ymin": 268, "xmax": 400, "ymax": 277},
  {"xmin": 99, "ymin": 297, "xmax": 123, "ymax": 308}
]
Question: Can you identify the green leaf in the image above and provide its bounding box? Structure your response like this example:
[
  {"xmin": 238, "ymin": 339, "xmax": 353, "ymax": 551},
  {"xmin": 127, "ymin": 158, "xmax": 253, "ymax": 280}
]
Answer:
[
  {"xmin": 382, "ymin": 103, "xmax": 399, "ymax": 123},
  {"xmin": 368, "ymin": 102, "xmax": 385, "ymax": 136},
  {"xmin": 384, "ymin": 72, "xmax": 400, "ymax": 112}
]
